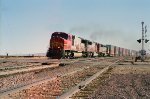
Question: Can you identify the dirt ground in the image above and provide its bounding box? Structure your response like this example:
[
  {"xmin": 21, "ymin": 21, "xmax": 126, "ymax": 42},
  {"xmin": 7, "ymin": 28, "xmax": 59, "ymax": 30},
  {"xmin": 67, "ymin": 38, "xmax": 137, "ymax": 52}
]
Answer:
[
  {"xmin": 1, "ymin": 57, "xmax": 150, "ymax": 99},
  {"xmin": 89, "ymin": 64, "xmax": 150, "ymax": 99}
]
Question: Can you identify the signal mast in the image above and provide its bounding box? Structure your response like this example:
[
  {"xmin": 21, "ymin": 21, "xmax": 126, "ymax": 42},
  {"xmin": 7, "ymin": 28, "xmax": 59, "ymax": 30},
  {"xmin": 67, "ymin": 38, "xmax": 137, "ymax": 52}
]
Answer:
[{"xmin": 137, "ymin": 21, "xmax": 149, "ymax": 61}]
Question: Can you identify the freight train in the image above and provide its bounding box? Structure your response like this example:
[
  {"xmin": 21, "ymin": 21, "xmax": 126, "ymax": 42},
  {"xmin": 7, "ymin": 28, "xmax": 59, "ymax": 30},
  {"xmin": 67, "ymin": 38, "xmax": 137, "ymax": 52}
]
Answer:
[{"xmin": 46, "ymin": 32, "xmax": 138, "ymax": 59}]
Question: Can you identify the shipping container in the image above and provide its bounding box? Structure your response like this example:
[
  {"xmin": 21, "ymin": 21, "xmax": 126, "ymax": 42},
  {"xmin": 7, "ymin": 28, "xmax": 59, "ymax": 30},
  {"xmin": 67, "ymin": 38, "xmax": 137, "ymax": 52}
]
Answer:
[
  {"xmin": 119, "ymin": 47, "xmax": 123, "ymax": 56},
  {"xmin": 114, "ymin": 46, "xmax": 119, "ymax": 56},
  {"xmin": 106, "ymin": 45, "xmax": 115, "ymax": 56}
]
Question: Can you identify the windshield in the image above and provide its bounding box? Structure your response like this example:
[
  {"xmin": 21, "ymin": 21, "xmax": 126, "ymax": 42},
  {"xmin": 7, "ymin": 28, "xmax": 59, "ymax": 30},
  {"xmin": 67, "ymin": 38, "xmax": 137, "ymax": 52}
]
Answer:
[{"xmin": 52, "ymin": 32, "xmax": 68, "ymax": 39}]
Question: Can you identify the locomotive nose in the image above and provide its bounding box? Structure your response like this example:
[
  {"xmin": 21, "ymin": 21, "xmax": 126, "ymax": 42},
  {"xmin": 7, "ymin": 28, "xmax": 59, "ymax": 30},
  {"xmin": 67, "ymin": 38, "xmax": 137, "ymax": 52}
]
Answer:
[
  {"xmin": 50, "ymin": 37, "xmax": 64, "ymax": 49},
  {"xmin": 48, "ymin": 37, "xmax": 65, "ymax": 59}
]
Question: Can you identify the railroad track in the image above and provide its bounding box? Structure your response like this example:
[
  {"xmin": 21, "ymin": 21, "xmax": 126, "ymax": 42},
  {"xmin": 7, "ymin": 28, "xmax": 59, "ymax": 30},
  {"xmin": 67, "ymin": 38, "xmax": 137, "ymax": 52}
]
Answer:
[
  {"xmin": 0, "ymin": 57, "xmax": 125, "ymax": 98},
  {"xmin": 0, "ymin": 62, "xmax": 59, "ymax": 77},
  {"xmin": 0, "ymin": 58, "xmax": 85, "ymax": 73},
  {"xmin": 59, "ymin": 58, "xmax": 124, "ymax": 99}
]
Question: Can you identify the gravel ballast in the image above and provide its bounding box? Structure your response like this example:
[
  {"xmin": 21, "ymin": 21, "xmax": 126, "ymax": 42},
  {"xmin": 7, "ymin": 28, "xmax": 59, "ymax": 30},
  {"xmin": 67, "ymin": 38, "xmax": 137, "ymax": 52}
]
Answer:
[{"xmin": 88, "ymin": 65, "xmax": 150, "ymax": 99}]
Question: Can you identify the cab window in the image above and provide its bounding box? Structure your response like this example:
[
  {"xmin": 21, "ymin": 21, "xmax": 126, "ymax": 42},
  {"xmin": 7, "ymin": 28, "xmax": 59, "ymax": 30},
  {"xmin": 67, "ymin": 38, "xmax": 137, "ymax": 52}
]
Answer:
[{"xmin": 52, "ymin": 32, "xmax": 68, "ymax": 39}]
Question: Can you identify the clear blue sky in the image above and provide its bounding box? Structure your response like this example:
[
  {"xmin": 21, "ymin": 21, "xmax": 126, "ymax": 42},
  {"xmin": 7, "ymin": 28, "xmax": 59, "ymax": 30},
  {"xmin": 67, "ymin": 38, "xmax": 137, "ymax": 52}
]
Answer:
[{"xmin": 1, "ymin": 0, "xmax": 150, "ymax": 55}]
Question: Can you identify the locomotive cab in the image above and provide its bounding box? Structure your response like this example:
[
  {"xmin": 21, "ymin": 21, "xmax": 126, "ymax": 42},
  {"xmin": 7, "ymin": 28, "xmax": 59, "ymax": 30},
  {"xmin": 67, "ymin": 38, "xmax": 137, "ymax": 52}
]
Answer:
[{"xmin": 46, "ymin": 32, "xmax": 72, "ymax": 59}]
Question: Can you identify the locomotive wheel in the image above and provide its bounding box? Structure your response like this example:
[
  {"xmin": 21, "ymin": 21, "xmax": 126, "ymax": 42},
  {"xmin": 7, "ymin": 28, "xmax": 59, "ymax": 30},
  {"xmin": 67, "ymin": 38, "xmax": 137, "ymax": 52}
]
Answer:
[
  {"xmin": 91, "ymin": 52, "xmax": 94, "ymax": 57},
  {"xmin": 70, "ymin": 52, "xmax": 74, "ymax": 59}
]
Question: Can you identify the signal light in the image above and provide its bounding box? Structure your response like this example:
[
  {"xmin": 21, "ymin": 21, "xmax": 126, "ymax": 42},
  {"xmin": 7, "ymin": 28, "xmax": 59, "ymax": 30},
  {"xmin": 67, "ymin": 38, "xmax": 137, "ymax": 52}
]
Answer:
[
  {"xmin": 145, "ymin": 39, "xmax": 149, "ymax": 43},
  {"xmin": 137, "ymin": 39, "xmax": 141, "ymax": 43}
]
